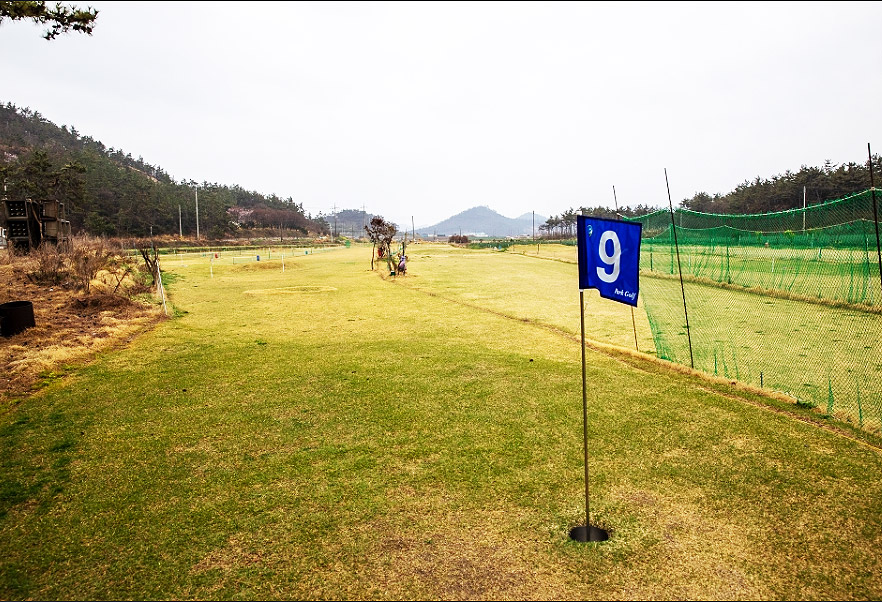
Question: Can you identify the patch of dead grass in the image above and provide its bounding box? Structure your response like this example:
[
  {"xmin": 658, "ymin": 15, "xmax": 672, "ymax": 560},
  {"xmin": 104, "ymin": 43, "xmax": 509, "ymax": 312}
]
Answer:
[{"xmin": 0, "ymin": 258, "xmax": 164, "ymax": 403}]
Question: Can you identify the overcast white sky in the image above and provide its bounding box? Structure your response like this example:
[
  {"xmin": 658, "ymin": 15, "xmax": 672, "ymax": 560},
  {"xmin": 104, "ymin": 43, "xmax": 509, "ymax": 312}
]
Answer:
[{"xmin": 2, "ymin": 1, "xmax": 881, "ymax": 228}]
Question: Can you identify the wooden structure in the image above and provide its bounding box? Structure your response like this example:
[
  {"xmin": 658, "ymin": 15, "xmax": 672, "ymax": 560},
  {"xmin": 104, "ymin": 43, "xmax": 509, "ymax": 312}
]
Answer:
[{"xmin": 1, "ymin": 191, "xmax": 70, "ymax": 250}]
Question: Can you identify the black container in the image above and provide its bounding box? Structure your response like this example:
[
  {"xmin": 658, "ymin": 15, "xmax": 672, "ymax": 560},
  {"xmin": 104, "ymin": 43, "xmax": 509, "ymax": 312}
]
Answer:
[{"xmin": 0, "ymin": 300, "xmax": 36, "ymax": 337}]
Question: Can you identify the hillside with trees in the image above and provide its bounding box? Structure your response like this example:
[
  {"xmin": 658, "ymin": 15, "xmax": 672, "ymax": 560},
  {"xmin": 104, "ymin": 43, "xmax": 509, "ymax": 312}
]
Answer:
[{"xmin": 0, "ymin": 102, "xmax": 328, "ymax": 239}]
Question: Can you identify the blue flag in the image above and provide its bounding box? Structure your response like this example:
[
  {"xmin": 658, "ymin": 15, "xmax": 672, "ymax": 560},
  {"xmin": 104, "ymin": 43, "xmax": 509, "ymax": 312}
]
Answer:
[{"xmin": 577, "ymin": 215, "xmax": 642, "ymax": 306}]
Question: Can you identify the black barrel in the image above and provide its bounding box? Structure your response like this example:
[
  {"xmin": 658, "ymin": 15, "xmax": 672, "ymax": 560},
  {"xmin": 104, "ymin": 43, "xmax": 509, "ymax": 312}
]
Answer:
[{"xmin": 0, "ymin": 300, "xmax": 36, "ymax": 337}]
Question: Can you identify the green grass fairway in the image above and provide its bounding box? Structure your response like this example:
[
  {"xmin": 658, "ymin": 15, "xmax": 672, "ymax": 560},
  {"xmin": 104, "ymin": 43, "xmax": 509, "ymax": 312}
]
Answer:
[
  {"xmin": 407, "ymin": 243, "xmax": 656, "ymax": 352},
  {"xmin": 1, "ymin": 244, "xmax": 881, "ymax": 600},
  {"xmin": 640, "ymin": 275, "xmax": 882, "ymax": 427},
  {"xmin": 642, "ymin": 241, "xmax": 882, "ymax": 307}
]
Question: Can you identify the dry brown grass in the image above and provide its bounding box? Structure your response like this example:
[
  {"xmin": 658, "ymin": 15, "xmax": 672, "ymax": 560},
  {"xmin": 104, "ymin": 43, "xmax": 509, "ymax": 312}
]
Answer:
[{"xmin": 0, "ymin": 242, "xmax": 165, "ymax": 403}]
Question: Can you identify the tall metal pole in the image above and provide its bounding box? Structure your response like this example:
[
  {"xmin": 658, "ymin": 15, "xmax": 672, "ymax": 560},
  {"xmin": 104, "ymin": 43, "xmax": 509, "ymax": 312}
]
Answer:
[
  {"xmin": 178, "ymin": 205, "xmax": 182, "ymax": 238},
  {"xmin": 802, "ymin": 186, "xmax": 805, "ymax": 232},
  {"xmin": 534, "ymin": 211, "xmax": 539, "ymax": 254},
  {"xmin": 868, "ymin": 143, "xmax": 882, "ymax": 295},
  {"xmin": 195, "ymin": 185, "xmax": 200, "ymax": 241},
  {"xmin": 665, "ymin": 169, "xmax": 694, "ymax": 369},
  {"xmin": 579, "ymin": 290, "xmax": 591, "ymax": 531}
]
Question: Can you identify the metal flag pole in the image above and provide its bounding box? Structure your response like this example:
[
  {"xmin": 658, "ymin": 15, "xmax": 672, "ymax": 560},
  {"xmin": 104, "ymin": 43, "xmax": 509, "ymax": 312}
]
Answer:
[
  {"xmin": 568, "ymin": 291, "xmax": 605, "ymax": 542},
  {"xmin": 580, "ymin": 290, "xmax": 591, "ymax": 530},
  {"xmin": 569, "ymin": 291, "xmax": 609, "ymax": 544},
  {"xmin": 570, "ymin": 220, "xmax": 609, "ymax": 544}
]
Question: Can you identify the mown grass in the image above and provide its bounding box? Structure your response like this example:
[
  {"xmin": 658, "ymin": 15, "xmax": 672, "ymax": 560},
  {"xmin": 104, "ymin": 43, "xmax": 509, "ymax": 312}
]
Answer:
[
  {"xmin": 642, "ymin": 241, "xmax": 882, "ymax": 306},
  {"xmin": 500, "ymin": 241, "xmax": 881, "ymax": 428},
  {"xmin": 1, "ymin": 243, "xmax": 881, "ymax": 600},
  {"xmin": 638, "ymin": 275, "xmax": 882, "ymax": 425}
]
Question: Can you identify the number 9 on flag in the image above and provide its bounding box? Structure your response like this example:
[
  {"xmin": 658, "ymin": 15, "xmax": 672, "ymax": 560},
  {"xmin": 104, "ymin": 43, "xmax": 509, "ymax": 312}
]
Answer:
[{"xmin": 577, "ymin": 215, "xmax": 642, "ymax": 306}]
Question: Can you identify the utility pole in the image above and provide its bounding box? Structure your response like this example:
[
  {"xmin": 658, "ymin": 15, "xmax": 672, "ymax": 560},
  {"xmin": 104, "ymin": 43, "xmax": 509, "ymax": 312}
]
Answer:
[
  {"xmin": 178, "ymin": 205, "xmax": 182, "ymax": 237},
  {"xmin": 803, "ymin": 186, "xmax": 807, "ymax": 231},
  {"xmin": 195, "ymin": 184, "xmax": 200, "ymax": 241}
]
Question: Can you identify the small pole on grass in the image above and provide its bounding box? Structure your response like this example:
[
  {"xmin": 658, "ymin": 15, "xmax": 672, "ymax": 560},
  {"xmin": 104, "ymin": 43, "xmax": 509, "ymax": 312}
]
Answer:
[
  {"xmin": 665, "ymin": 169, "xmax": 694, "ymax": 369},
  {"xmin": 613, "ymin": 185, "xmax": 639, "ymax": 352},
  {"xmin": 156, "ymin": 260, "xmax": 168, "ymax": 316}
]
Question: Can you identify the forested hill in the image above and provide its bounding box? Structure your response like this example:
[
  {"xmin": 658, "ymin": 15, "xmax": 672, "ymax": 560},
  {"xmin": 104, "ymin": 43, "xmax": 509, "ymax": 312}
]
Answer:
[
  {"xmin": 680, "ymin": 155, "xmax": 881, "ymax": 214},
  {"xmin": 0, "ymin": 102, "xmax": 327, "ymax": 238}
]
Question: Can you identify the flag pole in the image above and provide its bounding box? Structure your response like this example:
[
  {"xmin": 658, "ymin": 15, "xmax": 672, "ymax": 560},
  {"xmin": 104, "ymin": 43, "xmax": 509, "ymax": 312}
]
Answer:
[
  {"xmin": 580, "ymin": 290, "xmax": 591, "ymax": 531},
  {"xmin": 569, "ymin": 288, "xmax": 609, "ymax": 543}
]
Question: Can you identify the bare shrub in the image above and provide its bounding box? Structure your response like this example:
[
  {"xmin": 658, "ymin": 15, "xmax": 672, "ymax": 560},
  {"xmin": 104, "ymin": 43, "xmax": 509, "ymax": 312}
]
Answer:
[
  {"xmin": 69, "ymin": 235, "xmax": 117, "ymax": 293},
  {"xmin": 5, "ymin": 236, "xmax": 157, "ymax": 300},
  {"xmin": 0, "ymin": 242, "xmax": 19, "ymax": 266},
  {"xmin": 134, "ymin": 239, "xmax": 160, "ymax": 285},
  {"xmin": 24, "ymin": 243, "xmax": 69, "ymax": 285}
]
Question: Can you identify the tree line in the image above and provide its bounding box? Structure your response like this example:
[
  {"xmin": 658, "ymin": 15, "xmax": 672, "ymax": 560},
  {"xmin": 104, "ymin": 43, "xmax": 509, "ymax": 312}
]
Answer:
[
  {"xmin": 539, "ymin": 204, "xmax": 658, "ymax": 239},
  {"xmin": 0, "ymin": 102, "xmax": 328, "ymax": 239},
  {"xmin": 541, "ymin": 155, "xmax": 881, "ymax": 238},
  {"xmin": 680, "ymin": 158, "xmax": 881, "ymax": 214}
]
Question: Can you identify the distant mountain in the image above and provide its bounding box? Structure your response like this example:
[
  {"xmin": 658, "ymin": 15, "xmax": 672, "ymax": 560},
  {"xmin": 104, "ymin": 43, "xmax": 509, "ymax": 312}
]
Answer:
[{"xmin": 415, "ymin": 206, "xmax": 546, "ymax": 238}]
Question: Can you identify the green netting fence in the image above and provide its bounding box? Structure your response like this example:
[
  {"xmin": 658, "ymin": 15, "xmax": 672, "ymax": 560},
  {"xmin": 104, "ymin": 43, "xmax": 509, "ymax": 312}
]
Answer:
[{"xmin": 628, "ymin": 189, "xmax": 882, "ymax": 430}]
